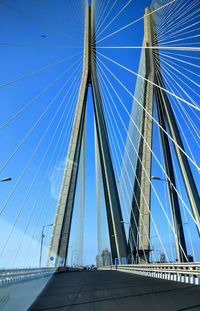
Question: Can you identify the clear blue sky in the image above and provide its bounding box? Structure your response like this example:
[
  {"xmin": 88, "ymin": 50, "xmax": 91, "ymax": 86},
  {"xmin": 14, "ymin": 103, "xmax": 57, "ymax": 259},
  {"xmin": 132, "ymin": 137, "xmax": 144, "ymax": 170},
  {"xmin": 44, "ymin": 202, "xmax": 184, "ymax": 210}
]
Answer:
[{"xmin": 0, "ymin": 0, "xmax": 199, "ymax": 268}]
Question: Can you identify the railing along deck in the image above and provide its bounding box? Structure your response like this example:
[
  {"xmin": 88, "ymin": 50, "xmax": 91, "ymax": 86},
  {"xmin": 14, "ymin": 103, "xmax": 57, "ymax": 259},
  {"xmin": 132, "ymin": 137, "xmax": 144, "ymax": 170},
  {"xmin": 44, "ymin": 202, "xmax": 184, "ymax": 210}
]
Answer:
[{"xmin": 100, "ymin": 263, "xmax": 200, "ymax": 285}]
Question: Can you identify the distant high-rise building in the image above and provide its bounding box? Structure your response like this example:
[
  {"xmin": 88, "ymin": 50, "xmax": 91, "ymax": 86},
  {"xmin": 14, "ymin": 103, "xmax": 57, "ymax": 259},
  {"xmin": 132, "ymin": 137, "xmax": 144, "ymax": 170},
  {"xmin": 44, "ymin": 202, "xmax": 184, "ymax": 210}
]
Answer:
[
  {"xmin": 96, "ymin": 249, "xmax": 112, "ymax": 267},
  {"xmin": 160, "ymin": 253, "xmax": 166, "ymax": 263}
]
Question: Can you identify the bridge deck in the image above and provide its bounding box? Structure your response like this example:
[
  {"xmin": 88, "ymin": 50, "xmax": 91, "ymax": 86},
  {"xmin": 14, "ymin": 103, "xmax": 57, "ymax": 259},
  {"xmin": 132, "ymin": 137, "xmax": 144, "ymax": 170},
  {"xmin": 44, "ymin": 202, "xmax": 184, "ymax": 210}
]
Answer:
[{"xmin": 29, "ymin": 270, "xmax": 200, "ymax": 311}]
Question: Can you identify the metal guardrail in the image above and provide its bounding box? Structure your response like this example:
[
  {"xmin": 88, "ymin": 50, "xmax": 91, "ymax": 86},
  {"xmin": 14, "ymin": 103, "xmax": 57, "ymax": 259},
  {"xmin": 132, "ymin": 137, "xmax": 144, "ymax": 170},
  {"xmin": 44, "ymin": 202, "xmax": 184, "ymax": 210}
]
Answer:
[
  {"xmin": 100, "ymin": 263, "xmax": 200, "ymax": 285},
  {"xmin": 0, "ymin": 268, "xmax": 56, "ymax": 287}
]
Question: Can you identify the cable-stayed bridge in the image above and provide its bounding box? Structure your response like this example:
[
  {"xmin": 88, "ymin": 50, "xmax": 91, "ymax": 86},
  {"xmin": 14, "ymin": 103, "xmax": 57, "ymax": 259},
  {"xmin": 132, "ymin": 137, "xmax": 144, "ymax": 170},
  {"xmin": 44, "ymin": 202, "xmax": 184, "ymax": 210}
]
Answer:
[{"xmin": 0, "ymin": 0, "xmax": 200, "ymax": 310}]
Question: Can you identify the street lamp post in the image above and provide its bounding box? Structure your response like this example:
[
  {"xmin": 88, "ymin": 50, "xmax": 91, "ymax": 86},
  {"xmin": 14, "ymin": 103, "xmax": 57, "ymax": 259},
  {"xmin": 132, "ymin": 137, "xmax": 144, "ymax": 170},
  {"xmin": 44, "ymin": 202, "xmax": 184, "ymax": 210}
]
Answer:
[
  {"xmin": 0, "ymin": 177, "xmax": 12, "ymax": 182},
  {"xmin": 39, "ymin": 224, "xmax": 53, "ymax": 268},
  {"xmin": 150, "ymin": 235, "xmax": 158, "ymax": 262},
  {"xmin": 71, "ymin": 249, "xmax": 77, "ymax": 267},
  {"xmin": 71, "ymin": 248, "xmax": 74, "ymax": 267},
  {"xmin": 151, "ymin": 176, "xmax": 168, "ymax": 182},
  {"xmin": 68, "ymin": 245, "xmax": 73, "ymax": 267}
]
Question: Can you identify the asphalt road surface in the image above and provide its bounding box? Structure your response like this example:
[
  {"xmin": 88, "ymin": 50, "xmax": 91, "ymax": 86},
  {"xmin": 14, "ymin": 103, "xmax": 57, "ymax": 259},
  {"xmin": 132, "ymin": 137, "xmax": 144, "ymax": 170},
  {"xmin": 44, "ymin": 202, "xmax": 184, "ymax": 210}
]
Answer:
[{"xmin": 29, "ymin": 270, "xmax": 200, "ymax": 311}]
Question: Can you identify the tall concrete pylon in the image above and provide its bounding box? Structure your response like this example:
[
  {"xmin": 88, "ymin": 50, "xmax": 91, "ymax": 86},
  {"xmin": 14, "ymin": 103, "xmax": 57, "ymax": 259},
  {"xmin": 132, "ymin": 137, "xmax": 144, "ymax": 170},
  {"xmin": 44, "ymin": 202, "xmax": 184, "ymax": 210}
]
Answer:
[
  {"xmin": 130, "ymin": 7, "xmax": 199, "ymax": 263},
  {"xmin": 129, "ymin": 8, "xmax": 155, "ymax": 263},
  {"xmin": 49, "ymin": 2, "xmax": 128, "ymax": 266},
  {"xmin": 130, "ymin": 8, "xmax": 187, "ymax": 263}
]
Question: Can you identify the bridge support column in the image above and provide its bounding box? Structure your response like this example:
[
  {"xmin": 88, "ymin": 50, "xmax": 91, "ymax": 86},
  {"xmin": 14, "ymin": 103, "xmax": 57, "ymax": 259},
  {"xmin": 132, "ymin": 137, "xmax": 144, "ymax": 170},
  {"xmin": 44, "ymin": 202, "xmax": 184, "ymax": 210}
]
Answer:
[
  {"xmin": 146, "ymin": 8, "xmax": 194, "ymax": 262},
  {"xmin": 49, "ymin": 3, "xmax": 127, "ymax": 266},
  {"xmin": 130, "ymin": 7, "xmax": 196, "ymax": 263},
  {"xmin": 49, "ymin": 5, "xmax": 90, "ymax": 265},
  {"xmin": 131, "ymin": 8, "xmax": 155, "ymax": 263}
]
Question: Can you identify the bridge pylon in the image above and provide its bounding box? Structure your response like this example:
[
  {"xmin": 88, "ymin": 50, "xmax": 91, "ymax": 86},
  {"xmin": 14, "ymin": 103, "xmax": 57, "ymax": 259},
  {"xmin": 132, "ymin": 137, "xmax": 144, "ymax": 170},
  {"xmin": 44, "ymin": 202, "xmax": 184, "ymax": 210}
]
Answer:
[
  {"xmin": 49, "ymin": 2, "xmax": 128, "ymax": 266},
  {"xmin": 129, "ymin": 8, "xmax": 200, "ymax": 264}
]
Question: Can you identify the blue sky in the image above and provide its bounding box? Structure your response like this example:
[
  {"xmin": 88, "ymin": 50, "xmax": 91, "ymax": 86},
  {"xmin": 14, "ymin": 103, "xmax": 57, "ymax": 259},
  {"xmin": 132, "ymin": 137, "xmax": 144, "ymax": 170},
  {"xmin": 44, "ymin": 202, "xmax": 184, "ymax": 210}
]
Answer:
[{"xmin": 0, "ymin": 0, "xmax": 199, "ymax": 268}]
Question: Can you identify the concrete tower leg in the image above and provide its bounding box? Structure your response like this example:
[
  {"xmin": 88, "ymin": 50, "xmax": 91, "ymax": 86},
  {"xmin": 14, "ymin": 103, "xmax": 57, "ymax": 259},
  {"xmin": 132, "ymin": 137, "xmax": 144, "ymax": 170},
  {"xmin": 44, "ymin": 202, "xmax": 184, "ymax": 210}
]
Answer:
[{"xmin": 49, "ymin": 3, "xmax": 128, "ymax": 266}]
